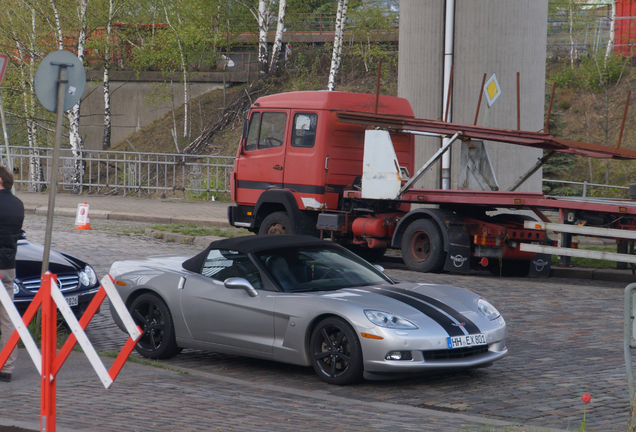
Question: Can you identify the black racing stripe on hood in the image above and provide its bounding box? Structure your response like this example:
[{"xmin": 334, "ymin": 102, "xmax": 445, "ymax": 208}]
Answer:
[
  {"xmin": 383, "ymin": 286, "xmax": 481, "ymax": 334},
  {"xmin": 357, "ymin": 287, "xmax": 465, "ymax": 337}
]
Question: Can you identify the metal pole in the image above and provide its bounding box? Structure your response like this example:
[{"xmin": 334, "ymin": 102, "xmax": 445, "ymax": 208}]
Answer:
[
  {"xmin": 400, "ymin": 132, "xmax": 461, "ymax": 195},
  {"xmin": 474, "ymin": 73, "xmax": 487, "ymax": 126},
  {"xmin": 624, "ymin": 283, "xmax": 636, "ymax": 400},
  {"xmin": 516, "ymin": 72, "xmax": 521, "ymax": 131},
  {"xmin": 545, "ymin": 82, "xmax": 557, "ymax": 133},
  {"xmin": 0, "ymin": 94, "xmax": 14, "ymax": 194},
  {"xmin": 41, "ymin": 65, "xmax": 69, "ymax": 275}
]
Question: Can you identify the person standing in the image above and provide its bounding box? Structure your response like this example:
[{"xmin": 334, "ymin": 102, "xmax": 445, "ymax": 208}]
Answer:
[{"xmin": 0, "ymin": 166, "xmax": 24, "ymax": 382}]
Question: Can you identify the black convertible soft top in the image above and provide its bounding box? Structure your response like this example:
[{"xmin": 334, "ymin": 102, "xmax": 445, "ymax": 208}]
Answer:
[{"xmin": 182, "ymin": 235, "xmax": 331, "ymax": 272}]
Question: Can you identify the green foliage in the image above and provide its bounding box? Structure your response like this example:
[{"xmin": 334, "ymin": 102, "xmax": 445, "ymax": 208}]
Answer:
[
  {"xmin": 149, "ymin": 223, "xmax": 250, "ymax": 238},
  {"xmin": 541, "ymin": 149, "xmax": 582, "ymax": 196},
  {"xmin": 552, "ymin": 54, "xmax": 627, "ymax": 91}
]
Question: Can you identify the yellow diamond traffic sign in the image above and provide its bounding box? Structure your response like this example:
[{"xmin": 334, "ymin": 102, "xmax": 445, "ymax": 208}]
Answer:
[{"xmin": 484, "ymin": 73, "xmax": 502, "ymax": 107}]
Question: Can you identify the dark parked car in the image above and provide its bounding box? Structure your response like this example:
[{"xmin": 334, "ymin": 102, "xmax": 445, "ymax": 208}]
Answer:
[{"xmin": 13, "ymin": 235, "xmax": 101, "ymax": 318}]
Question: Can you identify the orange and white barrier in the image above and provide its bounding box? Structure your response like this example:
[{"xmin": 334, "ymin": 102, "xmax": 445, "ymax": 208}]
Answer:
[
  {"xmin": 0, "ymin": 274, "xmax": 142, "ymax": 431},
  {"xmin": 75, "ymin": 202, "xmax": 92, "ymax": 230}
]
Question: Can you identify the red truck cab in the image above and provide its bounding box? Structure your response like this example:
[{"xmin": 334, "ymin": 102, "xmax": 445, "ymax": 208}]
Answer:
[{"xmin": 229, "ymin": 91, "xmax": 415, "ymax": 237}]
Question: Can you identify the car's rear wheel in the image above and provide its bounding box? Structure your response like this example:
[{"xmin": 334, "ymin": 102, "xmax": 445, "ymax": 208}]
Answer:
[
  {"xmin": 130, "ymin": 293, "xmax": 182, "ymax": 359},
  {"xmin": 310, "ymin": 317, "xmax": 363, "ymax": 385}
]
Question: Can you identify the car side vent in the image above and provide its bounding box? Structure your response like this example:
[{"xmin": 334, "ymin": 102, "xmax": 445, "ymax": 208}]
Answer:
[
  {"xmin": 422, "ymin": 346, "xmax": 489, "ymax": 361},
  {"xmin": 22, "ymin": 274, "xmax": 80, "ymax": 293}
]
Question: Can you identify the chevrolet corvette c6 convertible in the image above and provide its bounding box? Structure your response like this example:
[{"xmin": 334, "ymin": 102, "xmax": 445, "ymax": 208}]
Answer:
[{"xmin": 109, "ymin": 235, "xmax": 507, "ymax": 385}]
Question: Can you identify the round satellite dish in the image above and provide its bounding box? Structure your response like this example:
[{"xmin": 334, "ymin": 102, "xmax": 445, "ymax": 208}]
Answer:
[{"xmin": 34, "ymin": 50, "xmax": 86, "ymax": 113}]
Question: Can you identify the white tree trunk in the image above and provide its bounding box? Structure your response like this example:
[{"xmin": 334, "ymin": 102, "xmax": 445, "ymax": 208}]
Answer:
[
  {"xmin": 10, "ymin": 5, "xmax": 44, "ymax": 191},
  {"xmin": 162, "ymin": 0, "xmax": 188, "ymax": 140},
  {"xmin": 258, "ymin": 0, "xmax": 270, "ymax": 74},
  {"xmin": 65, "ymin": 0, "xmax": 89, "ymax": 192},
  {"xmin": 605, "ymin": 0, "xmax": 616, "ymax": 62},
  {"xmin": 269, "ymin": 0, "xmax": 287, "ymax": 74},
  {"xmin": 569, "ymin": 1, "xmax": 575, "ymax": 66},
  {"xmin": 102, "ymin": 0, "xmax": 114, "ymax": 150},
  {"xmin": 49, "ymin": 0, "xmax": 64, "ymax": 50},
  {"xmin": 328, "ymin": 0, "xmax": 349, "ymax": 91}
]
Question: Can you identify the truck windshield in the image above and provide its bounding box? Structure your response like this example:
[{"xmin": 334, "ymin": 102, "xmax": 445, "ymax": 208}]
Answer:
[{"xmin": 256, "ymin": 245, "xmax": 393, "ymax": 292}]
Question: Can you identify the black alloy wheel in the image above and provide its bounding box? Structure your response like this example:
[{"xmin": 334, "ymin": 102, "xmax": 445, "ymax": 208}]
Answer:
[
  {"xmin": 310, "ymin": 317, "xmax": 363, "ymax": 385},
  {"xmin": 129, "ymin": 293, "xmax": 182, "ymax": 359}
]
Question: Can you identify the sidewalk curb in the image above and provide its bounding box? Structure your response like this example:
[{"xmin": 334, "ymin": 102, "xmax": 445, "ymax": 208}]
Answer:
[
  {"xmin": 25, "ymin": 205, "xmax": 229, "ymax": 227},
  {"xmin": 551, "ymin": 266, "xmax": 636, "ymax": 283}
]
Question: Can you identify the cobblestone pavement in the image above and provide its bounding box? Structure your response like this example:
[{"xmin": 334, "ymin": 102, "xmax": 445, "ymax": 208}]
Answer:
[{"xmin": 2, "ymin": 214, "xmax": 633, "ymax": 431}]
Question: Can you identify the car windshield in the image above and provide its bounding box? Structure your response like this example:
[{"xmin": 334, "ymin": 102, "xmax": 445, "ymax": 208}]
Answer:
[{"xmin": 255, "ymin": 245, "xmax": 393, "ymax": 292}]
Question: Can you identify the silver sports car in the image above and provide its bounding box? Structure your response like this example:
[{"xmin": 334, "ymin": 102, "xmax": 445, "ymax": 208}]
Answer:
[{"xmin": 109, "ymin": 235, "xmax": 507, "ymax": 385}]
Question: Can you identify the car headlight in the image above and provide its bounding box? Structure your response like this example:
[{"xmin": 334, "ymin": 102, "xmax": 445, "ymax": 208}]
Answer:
[
  {"xmin": 13, "ymin": 282, "xmax": 20, "ymax": 295},
  {"xmin": 79, "ymin": 265, "xmax": 97, "ymax": 286},
  {"xmin": 364, "ymin": 310, "xmax": 418, "ymax": 329},
  {"xmin": 477, "ymin": 298, "xmax": 501, "ymax": 320}
]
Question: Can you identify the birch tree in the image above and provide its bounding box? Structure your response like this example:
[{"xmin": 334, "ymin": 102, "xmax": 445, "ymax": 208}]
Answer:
[
  {"xmin": 327, "ymin": 0, "xmax": 349, "ymax": 91},
  {"xmin": 605, "ymin": 0, "xmax": 616, "ymax": 63},
  {"xmin": 101, "ymin": 0, "xmax": 126, "ymax": 149},
  {"xmin": 69, "ymin": 0, "xmax": 89, "ymax": 190},
  {"xmin": 235, "ymin": 0, "xmax": 275, "ymax": 74},
  {"xmin": 268, "ymin": 0, "xmax": 286, "ymax": 74},
  {"xmin": 4, "ymin": 3, "xmax": 45, "ymax": 191},
  {"xmin": 161, "ymin": 0, "xmax": 189, "ymax": 140}
]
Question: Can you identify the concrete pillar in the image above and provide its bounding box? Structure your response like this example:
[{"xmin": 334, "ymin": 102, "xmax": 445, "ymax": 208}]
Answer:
[{"xmin": 398, "ymin": 0, "xmax": 548, "ymax": 192}]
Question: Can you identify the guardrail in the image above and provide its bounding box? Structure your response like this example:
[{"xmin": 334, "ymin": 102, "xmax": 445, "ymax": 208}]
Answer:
[
  {"xmin": 3, "ymin": 146, "xmax": 235, "ymax": 201},
  {"xmin": 543, "ymin": 178, "xmax": 631, "ymax": 198}
]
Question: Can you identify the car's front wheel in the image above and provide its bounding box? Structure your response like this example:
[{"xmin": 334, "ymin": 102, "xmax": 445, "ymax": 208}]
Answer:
[
  {"xmin": 130, "ymin": 293, "xmax": 182, "ymax": 359},
  {"xmin": 310, "ymin": 317, "xmax": 363, "ymax": 385}
]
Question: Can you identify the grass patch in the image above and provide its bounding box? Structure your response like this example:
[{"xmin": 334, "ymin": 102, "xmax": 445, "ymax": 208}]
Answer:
[
  {"xmin": 149, "ymin": 223, "xmax": 251, "ymax": 238},
  {"xmin": 551, "ymin": 245, "xmax": 624, "ymax": 269}
]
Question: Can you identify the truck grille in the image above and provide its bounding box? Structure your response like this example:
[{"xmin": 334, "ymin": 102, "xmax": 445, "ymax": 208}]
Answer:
[
  {"xmin": 22, "ymin": 274, "xmax": 80, "ymax": 293},
  {"xmin": 423, "ymin": 346, "xmax": 489, "ymax": 361}
]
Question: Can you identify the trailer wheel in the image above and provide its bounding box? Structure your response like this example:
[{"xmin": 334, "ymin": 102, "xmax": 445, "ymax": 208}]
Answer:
[
  {"xmin": 401, "ymin": 219, "xmax": 446, "ymax": 273},
  {"xmin": 259, "ymin": 211, "xmax": 295, "ymax": 235}
]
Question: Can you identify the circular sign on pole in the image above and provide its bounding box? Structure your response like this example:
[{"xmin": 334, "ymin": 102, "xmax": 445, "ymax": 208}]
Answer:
[{"xmin": 34, "ymin": 50, "xmax": 86, "ymax": 113}]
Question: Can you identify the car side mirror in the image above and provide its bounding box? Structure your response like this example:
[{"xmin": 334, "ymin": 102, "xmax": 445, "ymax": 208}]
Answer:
[
  {"xmin": 19, "ymin": 230, "xmax": 27, "ymax": 240},
  {"xmin": 373, "ymin": 264, "xmax": 385, "ymax": 273},
  {"xmin": 224, "ymin": 277, "xmax": 258, "ymax": 297}
]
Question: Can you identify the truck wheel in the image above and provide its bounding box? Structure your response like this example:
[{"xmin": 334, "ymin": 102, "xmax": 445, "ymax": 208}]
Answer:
[
  {"xmin": 401, "ymin": 219, "xmax": 446, "ymax": 273},
  {"xmin": 259, "ymin": 211, "xmax": 295, "ymax": 235}
]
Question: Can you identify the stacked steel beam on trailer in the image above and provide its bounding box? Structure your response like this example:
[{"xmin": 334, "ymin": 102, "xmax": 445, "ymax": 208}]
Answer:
[{"xmin": 336, "ymin": 111, "xmax": 636, "ymax": 160}]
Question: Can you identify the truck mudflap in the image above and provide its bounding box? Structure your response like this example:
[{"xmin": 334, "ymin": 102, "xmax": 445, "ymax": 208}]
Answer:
[
  {"xmin": 392, "ymin": 208, "xmax": 471, "ymax": 273},
  {"xmin": 528, "ymin": 253, "xmax": 551, "ymax": 278}
]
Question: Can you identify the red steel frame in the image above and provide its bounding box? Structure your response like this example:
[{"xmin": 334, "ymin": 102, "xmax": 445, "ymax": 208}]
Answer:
[{"xmin": 344, "ymin": 188, "xmax": 636, "ymax": 218}]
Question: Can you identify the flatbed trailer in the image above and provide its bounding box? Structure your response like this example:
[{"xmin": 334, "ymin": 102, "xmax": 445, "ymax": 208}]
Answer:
[{"xmin": 228, "ymin": 90, "xmax": 636, "ymax": 276}]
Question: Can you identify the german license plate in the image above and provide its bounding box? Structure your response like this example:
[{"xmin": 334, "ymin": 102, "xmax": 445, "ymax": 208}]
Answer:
[
  {"xmin": 447, "ymin": 334, "xmax": 487, "ymax": 349},
  {"xmin": 66, "ymin": 295, "xmax": 78, "ymax": 307}
]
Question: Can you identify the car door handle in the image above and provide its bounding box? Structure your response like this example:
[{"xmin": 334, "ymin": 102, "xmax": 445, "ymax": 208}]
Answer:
[{"xmin": 273, "ymin": 165, "xmax": 283, "ymax": 170}]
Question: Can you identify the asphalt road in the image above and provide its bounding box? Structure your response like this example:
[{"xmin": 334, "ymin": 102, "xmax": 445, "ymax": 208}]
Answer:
[{"xmin": 1, "ymin": 213, "xmax": 634, "ymax": 431}]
